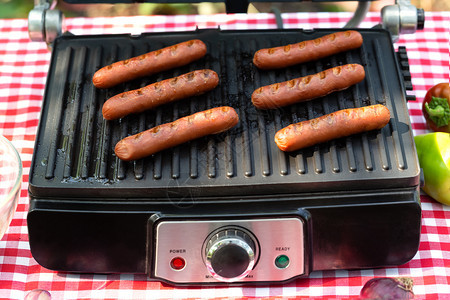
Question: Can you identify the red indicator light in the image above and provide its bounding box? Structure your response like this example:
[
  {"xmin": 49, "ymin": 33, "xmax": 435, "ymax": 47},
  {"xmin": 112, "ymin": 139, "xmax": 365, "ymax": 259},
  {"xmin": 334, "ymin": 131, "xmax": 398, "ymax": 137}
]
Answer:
[{"xmin": 170, "ymin": 257, "xmax": 186, "ymax": 270}]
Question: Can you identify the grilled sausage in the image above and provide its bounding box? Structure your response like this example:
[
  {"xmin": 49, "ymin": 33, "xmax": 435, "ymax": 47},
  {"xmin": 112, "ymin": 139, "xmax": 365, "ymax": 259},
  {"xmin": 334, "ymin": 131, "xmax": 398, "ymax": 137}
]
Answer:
[
  {"xmin": 102, "ymin": 69, "xmax": 219, "ymax": 120},
  {"xmin": 274, "ymin": 104, "xmax": 390, "ymax": 152},
  {"xmin": 253, "ymin": 30, "xmax": 363, "ymax": 70},
  {"xmin": 252, "ymin": 64, "xmax": 365, "ymax": 110},
  {"xmin": 115, "ymin": 106, "xmax": 239, "ymax": 161},
  {"xmin": 93, "ymin": 39, "xmax": 207, "ymax": 89}
]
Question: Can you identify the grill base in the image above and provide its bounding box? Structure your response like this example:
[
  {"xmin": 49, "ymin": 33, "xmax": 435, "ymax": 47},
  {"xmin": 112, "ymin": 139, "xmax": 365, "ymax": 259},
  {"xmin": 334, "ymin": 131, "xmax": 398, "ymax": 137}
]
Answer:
[{"xmin": 28, "ymin": 187, "xmax": 421, "ymax": 284}]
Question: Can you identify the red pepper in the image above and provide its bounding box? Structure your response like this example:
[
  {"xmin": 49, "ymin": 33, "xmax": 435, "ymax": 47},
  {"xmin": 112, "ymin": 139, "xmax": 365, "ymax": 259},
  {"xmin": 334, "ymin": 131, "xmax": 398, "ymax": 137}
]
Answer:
[{"xmin": 422, "ymin": 82, "xmax": 450, "ymax": 132}]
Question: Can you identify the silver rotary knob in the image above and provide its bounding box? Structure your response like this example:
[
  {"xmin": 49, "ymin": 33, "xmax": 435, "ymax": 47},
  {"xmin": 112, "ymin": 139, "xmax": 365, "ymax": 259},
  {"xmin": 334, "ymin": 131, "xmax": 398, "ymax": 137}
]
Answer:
[{"xmin": 205, "ymin": 227, "xmax": 257, "ymax": 282}]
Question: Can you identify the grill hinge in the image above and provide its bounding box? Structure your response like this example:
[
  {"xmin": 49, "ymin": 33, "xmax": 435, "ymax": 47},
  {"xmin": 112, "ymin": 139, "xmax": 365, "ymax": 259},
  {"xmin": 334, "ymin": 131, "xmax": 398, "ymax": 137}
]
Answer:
[{"xmin": 28, "ymin": 0, "xmax": 66, "ymax": 46}]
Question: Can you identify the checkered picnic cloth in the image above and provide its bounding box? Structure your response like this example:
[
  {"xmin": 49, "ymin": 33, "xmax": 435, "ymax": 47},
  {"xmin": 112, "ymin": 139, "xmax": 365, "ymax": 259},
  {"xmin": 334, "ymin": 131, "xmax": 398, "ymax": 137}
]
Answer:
[{"xmin": 0, "ymin": 11, "xmax": 449, "ymax": 299}]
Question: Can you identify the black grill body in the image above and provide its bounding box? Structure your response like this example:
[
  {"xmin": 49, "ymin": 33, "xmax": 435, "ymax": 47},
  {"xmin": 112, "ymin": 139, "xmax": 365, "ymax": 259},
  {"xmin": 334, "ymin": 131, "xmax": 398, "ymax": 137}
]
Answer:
[{"xmin": 28, "ymin": 28, "xmax": 421, "ymax": 283}]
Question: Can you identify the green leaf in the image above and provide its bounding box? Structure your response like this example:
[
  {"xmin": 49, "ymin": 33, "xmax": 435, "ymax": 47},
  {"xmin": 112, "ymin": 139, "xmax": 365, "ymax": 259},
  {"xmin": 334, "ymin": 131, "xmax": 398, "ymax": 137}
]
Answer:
[{"xmin": 425, "ymin": 96, "xmax": 450, "ymax": 127}]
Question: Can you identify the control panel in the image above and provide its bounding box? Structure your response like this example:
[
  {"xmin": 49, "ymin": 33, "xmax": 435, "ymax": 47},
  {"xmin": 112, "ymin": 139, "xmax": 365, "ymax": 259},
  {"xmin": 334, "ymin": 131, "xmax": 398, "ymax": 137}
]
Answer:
[{"xmin": 152, "ymin": 217, "xmax": 305, "ymax": 283}]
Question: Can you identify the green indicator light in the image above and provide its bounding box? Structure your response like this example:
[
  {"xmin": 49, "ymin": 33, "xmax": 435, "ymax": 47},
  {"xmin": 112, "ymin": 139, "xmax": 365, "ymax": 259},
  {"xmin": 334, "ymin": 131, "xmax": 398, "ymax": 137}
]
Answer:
[{"xmin": 275, "ymin": 254, "xmax": 290, "ymax": 269}]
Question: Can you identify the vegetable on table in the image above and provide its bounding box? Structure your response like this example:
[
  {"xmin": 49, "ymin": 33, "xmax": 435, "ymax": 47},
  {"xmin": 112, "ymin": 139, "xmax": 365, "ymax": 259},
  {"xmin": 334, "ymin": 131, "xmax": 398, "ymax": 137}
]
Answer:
[
  {"xmin": 414, "ymin": 132, "xmax": 450, "ymax": 206},
  {"xmin": 360, "ymin": 277, "xmax": 414, "ymax": 299},
  {"xmin": 24, "ymin": 289, "xmax": 51, "ymax": 300},
  {"xmin": 422, "ymin": 82, "xmax": 450, "ymax": 132}
]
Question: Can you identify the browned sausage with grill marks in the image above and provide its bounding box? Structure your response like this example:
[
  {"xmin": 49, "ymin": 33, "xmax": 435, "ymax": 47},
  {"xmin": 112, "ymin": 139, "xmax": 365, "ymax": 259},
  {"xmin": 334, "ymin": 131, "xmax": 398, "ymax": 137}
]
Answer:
[
  {"xmin": 251, "ymin": 64, "xmax": 365, "ymax": 110},
  {"xmin": 274, "ymin": 104, "xmax": 390, "ymax": 152},
  {"xmin": 115, "ymin": 106, "xmax": 239, "ymax": 161},
  {"xmin": 102, "ymin": 69, "xmax": 219, "ymax": 120},
  {"xmin": 253, "ymin": 30, "xmax": 363, "ymax": 70},
  {"xmin": 93, "ymin": 39, "xmax": 207, "ymax": 89}
]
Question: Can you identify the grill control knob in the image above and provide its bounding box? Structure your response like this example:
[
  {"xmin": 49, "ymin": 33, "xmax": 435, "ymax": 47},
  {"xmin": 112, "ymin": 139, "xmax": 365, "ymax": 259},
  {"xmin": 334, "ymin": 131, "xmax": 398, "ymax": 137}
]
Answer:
[{"xmin": 205, "ymin": 227, "xmax": 257, "ymax": 282}]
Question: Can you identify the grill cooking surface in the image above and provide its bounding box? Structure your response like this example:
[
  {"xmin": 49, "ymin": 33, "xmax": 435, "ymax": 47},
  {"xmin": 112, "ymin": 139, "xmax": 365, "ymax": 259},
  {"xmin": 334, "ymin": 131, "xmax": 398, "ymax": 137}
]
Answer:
[{"xmin": 29, "ymin": 28, "xmax": 420, "ymax": 199}]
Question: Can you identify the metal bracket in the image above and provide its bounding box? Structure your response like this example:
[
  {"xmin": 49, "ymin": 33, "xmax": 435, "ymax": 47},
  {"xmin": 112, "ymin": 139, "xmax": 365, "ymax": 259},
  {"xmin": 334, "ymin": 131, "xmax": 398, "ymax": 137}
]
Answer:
[
  {"xmin": 343, "ymin": 1, "xmax": 371, "ymax": 29},
  {"xmin": 381, "ymin": 0, "xmax": 425, "ymax": 42},
  {"xmin": 27, "ymin": 0, "xmax": 424, "ymax": 45},
  {"xmin": 28, "ymin": 0, "xmax": 66, "ymax": 45}
]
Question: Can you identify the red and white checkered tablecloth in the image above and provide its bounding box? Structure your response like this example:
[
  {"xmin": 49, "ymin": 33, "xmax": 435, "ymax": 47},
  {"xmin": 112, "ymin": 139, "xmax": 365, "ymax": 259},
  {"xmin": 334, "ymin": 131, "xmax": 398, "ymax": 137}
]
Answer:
[{"xmin": 0, "ymin": 11, "xmax": 449, "ymax": 299}]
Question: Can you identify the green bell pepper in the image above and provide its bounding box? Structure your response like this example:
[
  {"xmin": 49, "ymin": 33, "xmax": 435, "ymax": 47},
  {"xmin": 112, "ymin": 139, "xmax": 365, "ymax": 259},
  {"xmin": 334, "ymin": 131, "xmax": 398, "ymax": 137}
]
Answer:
[{"xmin": 414, "ymin": 132, "xmax": 450, "ymax": 205}]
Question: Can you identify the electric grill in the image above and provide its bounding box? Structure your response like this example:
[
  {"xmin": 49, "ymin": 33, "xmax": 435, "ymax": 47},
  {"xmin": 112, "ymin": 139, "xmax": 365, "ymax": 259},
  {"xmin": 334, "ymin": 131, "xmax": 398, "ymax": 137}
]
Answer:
[{"xmin": 27, "ymin": 0, "xmax": 425, "ymax": 285}]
